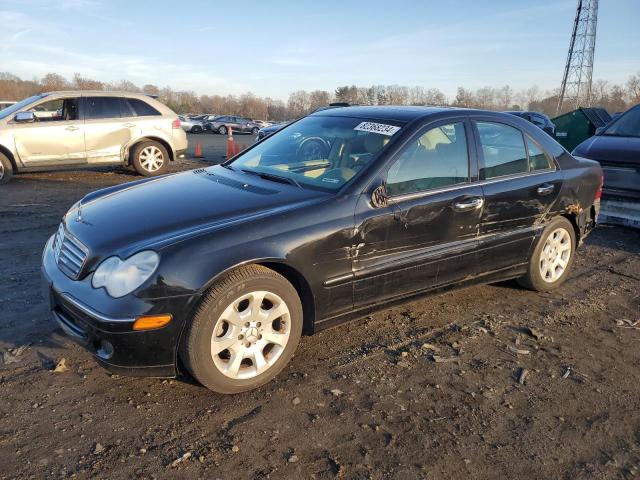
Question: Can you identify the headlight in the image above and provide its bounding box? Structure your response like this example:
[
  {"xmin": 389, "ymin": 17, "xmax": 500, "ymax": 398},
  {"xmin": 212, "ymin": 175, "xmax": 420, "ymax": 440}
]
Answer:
[{"xmin": 91, "ymin": 251, "xmax": 159, "ymax": 298}]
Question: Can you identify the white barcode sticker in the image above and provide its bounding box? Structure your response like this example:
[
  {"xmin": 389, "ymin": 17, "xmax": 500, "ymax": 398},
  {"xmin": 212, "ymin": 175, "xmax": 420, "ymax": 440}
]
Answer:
[{"xmin": 354, "ymin": 122, "xmax": 401, "ymax": 136}]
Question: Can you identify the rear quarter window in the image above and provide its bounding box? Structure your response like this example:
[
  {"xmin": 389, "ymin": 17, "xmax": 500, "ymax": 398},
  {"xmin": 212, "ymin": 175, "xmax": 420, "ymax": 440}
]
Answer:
[{"xmin": 126, "ymin": 98, "xmax": 161, "ymax": 117}]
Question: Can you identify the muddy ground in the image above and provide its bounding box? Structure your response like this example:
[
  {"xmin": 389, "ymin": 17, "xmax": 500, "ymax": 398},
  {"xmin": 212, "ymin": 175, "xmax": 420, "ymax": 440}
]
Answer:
[{"xmin": 1, "ymin": 155, "xmax": 639, "ymax": 479}]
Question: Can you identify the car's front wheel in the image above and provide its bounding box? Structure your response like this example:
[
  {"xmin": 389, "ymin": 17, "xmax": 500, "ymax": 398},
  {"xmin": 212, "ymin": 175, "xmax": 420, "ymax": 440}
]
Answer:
[
  {"xmin": 131, "ymin": 141, "xmax": 169, "ymax": 176},
  {"xmin": 251, "ymin": 127, "xmax": 259, "ymax": 135},
  {"xmin": 218, "ymin": 125, "xmax": 227, "ymax": 135},
  {"xmin": 0, "ymin": 152, "xmax": 13, "ymax": 185},
  {"xmin": 180, "ymin": 265, "xmax": 303, "ymax": 394},
  {"xmin": 518, "ymin": 216, "xmax": 576, "ymax": 291}
]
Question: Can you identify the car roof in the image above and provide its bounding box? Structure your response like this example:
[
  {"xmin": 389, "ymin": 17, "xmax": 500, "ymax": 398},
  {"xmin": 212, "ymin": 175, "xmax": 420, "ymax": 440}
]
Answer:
[{"xmin": 310, "ymin": 105, "xmax": 465, "ymax": 122}]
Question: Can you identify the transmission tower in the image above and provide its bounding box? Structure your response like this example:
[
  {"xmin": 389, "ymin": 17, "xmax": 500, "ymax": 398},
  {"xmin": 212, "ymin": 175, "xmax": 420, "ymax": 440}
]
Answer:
[{"xmin": 556, "ymin": 0, "xmax": 599, "ymax": 114}]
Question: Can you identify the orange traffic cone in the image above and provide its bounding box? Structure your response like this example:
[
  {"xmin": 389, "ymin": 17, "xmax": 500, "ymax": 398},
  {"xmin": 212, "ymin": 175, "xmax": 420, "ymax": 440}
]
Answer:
[
  {"xmin": 194, "ymin": 143, "xmax": 203, "ymax": 158},
  {"xmin": 226, "ymin": 126, "xmax": 236, "ymax": 158}
]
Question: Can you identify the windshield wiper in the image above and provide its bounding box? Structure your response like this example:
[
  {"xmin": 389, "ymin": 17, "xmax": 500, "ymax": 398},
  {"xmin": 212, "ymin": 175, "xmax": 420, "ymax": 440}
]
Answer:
[{"xmin": 240, "ymin": 169, "xmax": 302, "ymax": 188}]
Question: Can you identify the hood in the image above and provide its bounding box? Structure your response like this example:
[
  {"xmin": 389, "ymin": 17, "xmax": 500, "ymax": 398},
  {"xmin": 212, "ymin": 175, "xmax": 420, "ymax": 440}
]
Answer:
[
  {"xmin": 64, "ymin": 166, "xmax": 329, "ymax": 260},
  {"xmin": 573, "ymin": 135, "xmax": 640, "ymax": 165}
]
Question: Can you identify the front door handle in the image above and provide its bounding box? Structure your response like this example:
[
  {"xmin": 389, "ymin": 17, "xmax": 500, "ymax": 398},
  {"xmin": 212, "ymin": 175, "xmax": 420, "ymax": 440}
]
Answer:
[
  {"xmin": 123, "ymin": 123, "xmax": 136, "ymax": 128},
  {"xmin": 537, "ymin": 183, "xmax": 555, "ymax": 196},
  {"xmin": 453, "ymin": 197, "xmax": 484, "ymax": 212},
  {"xmin": 65, "ymin": 126, "xmax": 79, "ymax": 131}
]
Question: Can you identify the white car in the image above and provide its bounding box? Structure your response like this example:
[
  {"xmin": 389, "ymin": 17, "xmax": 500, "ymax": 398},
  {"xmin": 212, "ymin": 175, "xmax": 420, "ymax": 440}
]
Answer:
[{"xmin": 178, "ymin": 115, "xmax": 204, "ymax": 134}]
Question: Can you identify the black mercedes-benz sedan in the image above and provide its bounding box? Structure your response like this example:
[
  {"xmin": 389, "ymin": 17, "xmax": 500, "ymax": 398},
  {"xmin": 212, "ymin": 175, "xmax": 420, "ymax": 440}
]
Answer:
[{"xmin": 42, "ymin": 106, "xmax": 602, "ymax": 394}]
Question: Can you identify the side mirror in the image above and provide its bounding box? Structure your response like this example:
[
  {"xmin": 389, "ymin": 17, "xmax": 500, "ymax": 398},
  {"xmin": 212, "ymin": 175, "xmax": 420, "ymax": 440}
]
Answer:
[
  {"xmin": 371, "ymin": 183, "xmax": 388, "ymax": 208},
  {"xmin": 14, "ymin": 111, "xmax": 35, "ymax": 123},
  {"xmin": 595, "ymin": 126, "xmax": 605, "ymax": 135}
]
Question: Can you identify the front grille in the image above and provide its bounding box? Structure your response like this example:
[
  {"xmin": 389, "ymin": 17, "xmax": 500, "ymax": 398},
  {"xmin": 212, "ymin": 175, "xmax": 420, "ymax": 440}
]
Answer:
[{"xmin": 52, "ymin": 224, "xmax": 89, "ymax": 280}]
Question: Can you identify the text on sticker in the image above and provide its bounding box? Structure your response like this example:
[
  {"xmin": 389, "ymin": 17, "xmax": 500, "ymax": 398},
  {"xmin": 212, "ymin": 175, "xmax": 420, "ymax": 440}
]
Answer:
[{"xmin": 354, "ymin": 122, "xmax": 401, "ymax": 136}]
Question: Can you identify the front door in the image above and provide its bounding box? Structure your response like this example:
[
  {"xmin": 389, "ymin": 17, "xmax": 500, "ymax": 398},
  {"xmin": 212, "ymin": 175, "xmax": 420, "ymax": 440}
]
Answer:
[
  {"xmin": 472, "ymin": 119, "xmax": 563, "ymax": 273},
  {"xmin": 13, "ymin": 97, "xmax": 85, "ymax": 166},
  {"xmin": 83, "ymin": 96, "xmax": 134, "ymax": 164},
  {"xmin": 353, "ymin": 120, "xmax": 483, "ymax": 307}
]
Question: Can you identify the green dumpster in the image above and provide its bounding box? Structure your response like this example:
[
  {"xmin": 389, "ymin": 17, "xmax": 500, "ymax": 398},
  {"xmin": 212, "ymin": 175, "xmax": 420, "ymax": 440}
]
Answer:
[{"xmin": 552, "ymin": 107, "xmax": 611, "ymax": 152}]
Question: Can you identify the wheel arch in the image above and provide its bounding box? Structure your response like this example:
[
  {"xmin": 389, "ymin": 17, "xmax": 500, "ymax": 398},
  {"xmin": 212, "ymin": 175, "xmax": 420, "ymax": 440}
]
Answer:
[
  {"xmin": 174, "ymin": 258, "xmax": 317, "ymax": 375},
  {"xmin": 125, "ymin": 136, "xmax": 175, "ymax": 165},
  {"xmin": 0, "ymin": 144, "xmax": 18, "ymax": 172}
]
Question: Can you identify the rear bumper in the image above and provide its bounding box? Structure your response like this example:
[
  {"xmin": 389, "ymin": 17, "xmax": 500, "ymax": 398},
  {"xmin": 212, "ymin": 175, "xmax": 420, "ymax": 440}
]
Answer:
[
  {"xmin": 41, "ymin": 234, "xmax": 198, "ymax": 377},
  {"xmin": 601, "ymin": 164, "xmax": 640, "ymax": 199}
]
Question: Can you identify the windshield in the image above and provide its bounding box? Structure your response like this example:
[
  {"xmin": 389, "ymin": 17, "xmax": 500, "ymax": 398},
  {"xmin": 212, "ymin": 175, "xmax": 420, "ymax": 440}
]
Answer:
[
  {"xmin": 0, "ymin": 95, "xmax": 45, "ymax": 120},
  {"xmin": 602, "ymin": 106, "xmax": 640, "ymax": 137},
  {"xmin": 228, "ymin": 115, "xmax": 403, "ymax": 191}
]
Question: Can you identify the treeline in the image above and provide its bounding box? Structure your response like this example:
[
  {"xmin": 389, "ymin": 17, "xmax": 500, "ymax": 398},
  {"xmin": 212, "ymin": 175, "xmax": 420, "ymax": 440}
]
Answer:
[{"xmin": 1, "ymin": 71, "xmax": 639, "ymax": 120}]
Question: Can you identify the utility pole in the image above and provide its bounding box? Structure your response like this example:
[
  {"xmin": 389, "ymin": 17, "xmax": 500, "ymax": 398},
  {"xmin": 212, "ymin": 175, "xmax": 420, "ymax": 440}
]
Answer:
[{"xmin": 556, "ymin": 0, "xmax": 599, "ymax": 114}]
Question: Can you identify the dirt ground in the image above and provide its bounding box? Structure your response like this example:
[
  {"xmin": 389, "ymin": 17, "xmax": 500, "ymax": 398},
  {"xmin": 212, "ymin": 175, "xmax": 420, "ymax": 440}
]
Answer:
[{"xmin": 1, "ymin": 157, "xmax": 639, "ymax": 480}]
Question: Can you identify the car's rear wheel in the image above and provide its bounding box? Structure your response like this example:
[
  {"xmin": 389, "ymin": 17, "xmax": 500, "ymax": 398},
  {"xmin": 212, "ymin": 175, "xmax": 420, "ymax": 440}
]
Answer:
[
  {"xmin": 192, "ymin": 125, "xmax": 203, "ymax": 134},
  {"xmin": 218, "ymin": 125, "xmax": 227, "ymax": 135},
  {"xmin": 0, "ymin": 152, "xmax": 13, "ymax": 185},
  {"xmin": 518, "ymin": 216, "xmax": 576, "ymax": 291},
  {"xmin": 132, "ymin": 141, "xmax": 169, "ymax": 176},
  {"xmin": 180, "ymin": 265, "xmax": 303, "ymax": 394},
  {"xmin": 251, "ymin": 127, "xmax": 259, "ymax": 135}
]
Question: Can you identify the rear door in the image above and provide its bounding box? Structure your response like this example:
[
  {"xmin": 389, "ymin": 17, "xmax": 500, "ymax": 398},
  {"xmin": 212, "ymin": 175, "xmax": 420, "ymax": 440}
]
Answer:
[
  {"xmin": 13, "ymin": 96, "xmax": 85, "ymax": 166},
  {"xmin": 82, "ymin": 96, "xmax": 133, "ymax": 164},
  {"xmin": 353, "ymin": 119, "xmax": 484, "ymax": 306},
  {"xmin": 472, "ymin": 117, "xmax": 562, "ymax": 273}
]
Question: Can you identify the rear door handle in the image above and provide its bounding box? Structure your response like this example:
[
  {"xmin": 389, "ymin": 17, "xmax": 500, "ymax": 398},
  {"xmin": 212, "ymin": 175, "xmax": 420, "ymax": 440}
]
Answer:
[
  {"xmin": 537, "ymin": 183, "xmax": 555, "ymax": 196},
  {"xmin": 65, "ymin": 126, "xmax": 79, "ymax": 131},
  {"xmin": 453, "ymin": 197, "xmax": 484, "ymax": 212},
  {"xmin": 123, "ymin": 123, "xmax": 136, "ymax": 128}
]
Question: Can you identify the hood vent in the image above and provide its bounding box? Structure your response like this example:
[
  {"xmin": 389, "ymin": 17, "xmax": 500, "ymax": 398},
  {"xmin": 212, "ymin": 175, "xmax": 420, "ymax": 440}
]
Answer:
[{"xmin": 193, "ymin": 169, "xmax": 277, "ymax": 195}]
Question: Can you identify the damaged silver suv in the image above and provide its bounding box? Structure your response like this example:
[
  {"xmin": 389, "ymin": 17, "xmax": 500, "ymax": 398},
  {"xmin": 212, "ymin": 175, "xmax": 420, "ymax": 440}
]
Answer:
[{"xmin": 0, "ymin": 91, "xmax": 188, "ymax": 184}]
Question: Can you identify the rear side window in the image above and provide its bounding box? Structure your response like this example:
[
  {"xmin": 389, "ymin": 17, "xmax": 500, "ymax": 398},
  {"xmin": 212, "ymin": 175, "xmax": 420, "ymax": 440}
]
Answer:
[
  {"xmin": 126, "ymin": 98, "xmax": 161, "ymax": 117},
  {"xmin": 527, "ymin": 136, "xmax": 552, "ymax": 171},
  {"xmin": 387, "ymin": 122, "xmax": 469, "ymax": 196},
  {"xmin": 477, "ymin": 122, "xmax": 528, "ymax": 179},
  {"xmin": 85, "ymin": 97, "xmax": 123, "ymax": 120}
]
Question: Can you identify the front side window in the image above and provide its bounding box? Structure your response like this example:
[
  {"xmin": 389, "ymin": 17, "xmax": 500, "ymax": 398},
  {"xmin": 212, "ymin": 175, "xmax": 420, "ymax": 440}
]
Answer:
[
  {"xmin": 386, "ymin": 122, "xmax": 469, "ymax": 196},
  {"xmin": 602, "ymin": 106, "xmax": 640, "ymax": 137},
  {"xmin": 28, "ymin": 98, "xmax": 79, "ymax": 121},
  {"xmin": 229, "ymin": 115, "xmax": 402, "ymax": 191},
  {"xmin": 477, "ymin": 122, "xmax": 528, "ymax": 179},
  {"xmin": 85, "ymin": 97, "xmax": 123, "ymax": 120}
]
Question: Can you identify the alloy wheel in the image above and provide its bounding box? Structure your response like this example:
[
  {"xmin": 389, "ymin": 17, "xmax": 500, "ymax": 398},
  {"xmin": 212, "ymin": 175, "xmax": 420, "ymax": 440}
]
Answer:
[
  {"xmin": 139, "ymin": 146, "xmax": 165, "ymax": 172},
  {"xmin": 0, "ymin": 161, "xmax": 4, "ymax": 180},
  {"xmin": 539, "ymin": 227, "xmax": 572, "ymax": 283},
  {"xmin": 210, "ymin": 290, "xmax": 291, "ymax": 380}
]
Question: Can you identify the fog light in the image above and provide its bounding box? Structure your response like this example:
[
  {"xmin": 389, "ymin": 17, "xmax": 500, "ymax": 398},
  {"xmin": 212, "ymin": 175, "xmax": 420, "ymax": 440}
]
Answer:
[
  {"xmin": 133, "ymin": 314, "xmax": 172, "ymax": 331},
  {"xmin": 97, "ymin": 340, "xmax": 114, "ymax": 360}
]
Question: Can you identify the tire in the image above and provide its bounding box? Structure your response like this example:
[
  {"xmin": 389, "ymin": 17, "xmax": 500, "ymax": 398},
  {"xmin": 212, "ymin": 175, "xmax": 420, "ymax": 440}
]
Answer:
[
  {"xmin": 218, "ymin": 125, "xmax": 227, "ymax": 135},
  {"xmin": 251, "ymin": 127, "xmax": 259, "ymax": 135},
  {"xmin": 131, "ymin": 141, "xmax": 169, "ymax": 177},
  {"xmin": 180, "ymin": 265, "xmax": 303, "ymax": 394},
  {"xmin": 0, "ymin": 152, "xmax": 13, "ymax": 185},
  {"xmin": 192, "ymin": 125, "xmax": 203, "ymax": 134},
  {"xmin": 518, "ymin": 216, "xmax": 576, "ymax": 291}
]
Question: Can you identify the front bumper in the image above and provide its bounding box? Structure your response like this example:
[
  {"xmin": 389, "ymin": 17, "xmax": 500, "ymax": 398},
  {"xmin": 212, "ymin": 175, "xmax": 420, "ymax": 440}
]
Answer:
[{"xmin": 41, "ymin": 235, "xmax": 198, "ymax": 377}]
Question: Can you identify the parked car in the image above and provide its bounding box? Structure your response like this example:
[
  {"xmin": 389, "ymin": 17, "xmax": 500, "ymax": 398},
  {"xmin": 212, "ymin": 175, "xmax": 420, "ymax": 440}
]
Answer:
[
  {"xmin": 0, "ymin": 101, "xmax": 16, "ymax": 110},
  {"xmin": 0, "ymin": 91, "xmax": 187, "ymax": 184},
  {"xmin": 178, "ymin": 115, "xmax": 204, "ymax": 134},
  {"xmin": 504, "ymin": 111, "xmax": 556, "ymax": 136},
  {"xmin": 41, "ymin": 106, "xmax": 601, "ymax": 394},
  {"xmin": 252, "ymin": 119, "xmax": 272, "ymax": 128},
  {"xmin": 256, "ymin": 122, "xmax": 288, "ymax": 140},
  {"xmin": 206, "ymin": 115, "xmax": 260, "ymax": 135},
  {"xmin": 573, "ymin": 103, "xmax": 640, "ymax": 199}
]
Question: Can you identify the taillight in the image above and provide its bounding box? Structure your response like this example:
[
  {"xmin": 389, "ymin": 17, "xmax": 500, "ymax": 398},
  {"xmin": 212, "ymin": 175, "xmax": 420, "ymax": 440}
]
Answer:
[
  {"xmin": 172, "ymin": 118, "xmax": 181, "ymax": 129},
  {"xmin": 595, "ymin": 174, "xmax": 603, "ymax": 200}
]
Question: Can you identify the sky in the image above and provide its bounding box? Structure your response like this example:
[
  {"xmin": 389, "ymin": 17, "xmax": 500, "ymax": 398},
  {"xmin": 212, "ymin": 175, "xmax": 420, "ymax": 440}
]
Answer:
[{"xmin": 1, "ymin": 0, "xmax": 638, "ymax": 100}]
